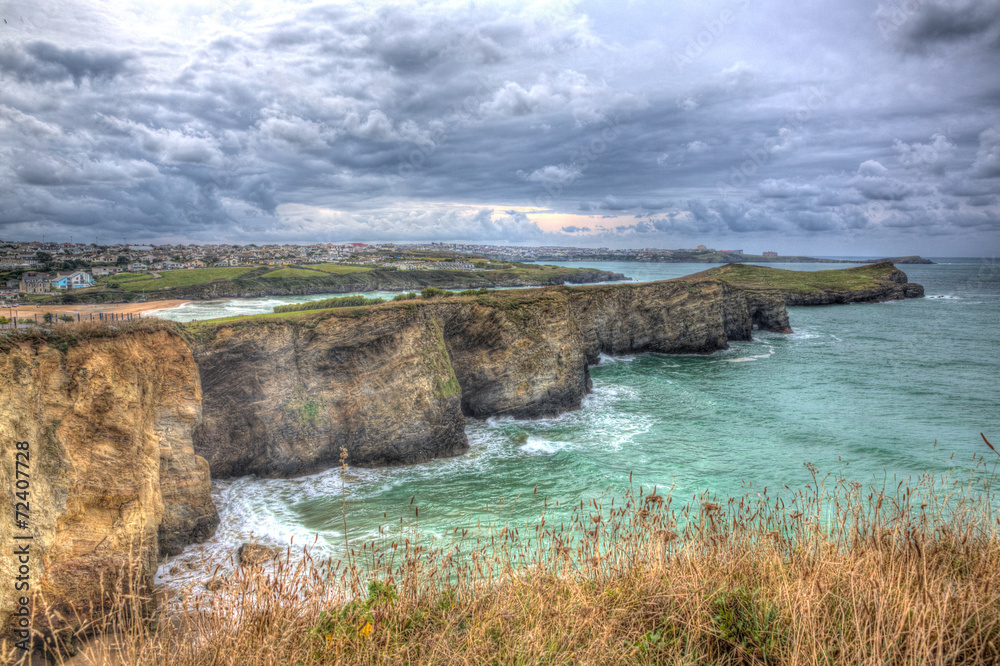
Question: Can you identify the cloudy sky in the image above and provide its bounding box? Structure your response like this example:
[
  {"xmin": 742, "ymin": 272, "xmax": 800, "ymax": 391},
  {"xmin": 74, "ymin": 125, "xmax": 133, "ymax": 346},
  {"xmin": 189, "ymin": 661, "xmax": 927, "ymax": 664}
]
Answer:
[{"xmin": 0, "ymin": 0, "xmax": 998, "ymax": 255}]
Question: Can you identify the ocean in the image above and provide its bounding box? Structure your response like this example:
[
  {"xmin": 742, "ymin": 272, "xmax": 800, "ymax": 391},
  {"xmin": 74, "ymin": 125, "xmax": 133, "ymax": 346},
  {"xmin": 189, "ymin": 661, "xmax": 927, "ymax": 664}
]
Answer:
[{"xmin": 156, "ymin": 259, "xmax": 1000, "ymax": 585}]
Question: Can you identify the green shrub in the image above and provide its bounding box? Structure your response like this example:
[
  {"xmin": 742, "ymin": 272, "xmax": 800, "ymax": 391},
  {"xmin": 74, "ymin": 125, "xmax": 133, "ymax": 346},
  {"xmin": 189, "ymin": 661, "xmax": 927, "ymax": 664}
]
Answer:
[
  {"xmin": 420, "ymin": 287, "xmax": 451, "ymax": 299},
  {"xmin": 710, "ymin": 587, "xmax": 786, "ymax": 662},
  {"xmin": 273, "ymin": 295, "xmax": 385, "ymax": 313}
]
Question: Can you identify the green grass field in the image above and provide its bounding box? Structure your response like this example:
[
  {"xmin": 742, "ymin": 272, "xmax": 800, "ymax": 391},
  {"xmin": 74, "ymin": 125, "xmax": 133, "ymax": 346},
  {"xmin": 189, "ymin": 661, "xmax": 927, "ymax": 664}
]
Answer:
[
  {"xmin": 117, "ymin": 267, "xmax": 255, "ymax": 291},
  {"xmin": 692, "ymin": 262, "xmax": 899, "ymax": 293},
  {"xmin": 307, "ymin": 263, "xmax": 375, "ymax": 275},
  {"xmin": 259, "ymin": 267, "xmax": 328, "ymax": 278},
  {"xmin": 101, "ymin": 272, "xmax": 155, "ymax": 284}
]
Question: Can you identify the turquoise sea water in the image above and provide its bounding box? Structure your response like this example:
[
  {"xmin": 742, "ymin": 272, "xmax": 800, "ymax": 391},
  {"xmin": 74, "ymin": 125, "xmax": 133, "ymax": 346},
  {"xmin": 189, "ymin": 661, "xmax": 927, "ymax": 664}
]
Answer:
[{"xmin": 157, "ymin": 259, "xmax": 1000, "ymax": 583}]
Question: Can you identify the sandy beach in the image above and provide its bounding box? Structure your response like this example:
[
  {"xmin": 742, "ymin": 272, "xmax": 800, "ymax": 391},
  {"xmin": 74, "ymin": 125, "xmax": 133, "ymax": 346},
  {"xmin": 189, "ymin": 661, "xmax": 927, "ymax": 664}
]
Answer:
[{"xmin": 2, "ymin": 299, "xmax": 190, "ymax": 319}]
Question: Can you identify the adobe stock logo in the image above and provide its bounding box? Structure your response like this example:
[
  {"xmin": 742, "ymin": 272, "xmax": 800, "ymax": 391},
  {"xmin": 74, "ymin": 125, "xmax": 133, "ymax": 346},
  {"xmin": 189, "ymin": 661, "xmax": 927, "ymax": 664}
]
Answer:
[{"xmin": 672, "ymin": 0, "xmax": 753, "ymax": 71}]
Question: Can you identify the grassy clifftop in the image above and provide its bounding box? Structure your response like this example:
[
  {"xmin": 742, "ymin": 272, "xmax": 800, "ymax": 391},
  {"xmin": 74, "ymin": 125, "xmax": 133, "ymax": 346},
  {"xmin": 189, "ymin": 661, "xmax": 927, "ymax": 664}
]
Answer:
[
  {"xmin": 686, "ymin": 262, "xmax": 899, "ymax": 292},
  {"xmin": 680, "ymin": 262, "xmax": 924, "ymax": 304}
]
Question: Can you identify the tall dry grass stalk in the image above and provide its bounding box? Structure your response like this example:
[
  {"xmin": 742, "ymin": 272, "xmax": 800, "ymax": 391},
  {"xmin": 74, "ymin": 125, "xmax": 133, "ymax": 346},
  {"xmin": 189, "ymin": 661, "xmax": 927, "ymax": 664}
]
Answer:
[{"xmin": 10, "ymin": 442, "xmax": 1000, "ymax": 665}]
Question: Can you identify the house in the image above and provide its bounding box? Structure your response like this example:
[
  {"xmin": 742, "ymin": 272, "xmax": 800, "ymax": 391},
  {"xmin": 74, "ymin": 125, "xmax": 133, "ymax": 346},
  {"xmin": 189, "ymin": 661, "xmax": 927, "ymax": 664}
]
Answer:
[
  {"xmin": 128, "ymin": 263, "xmax": 149, "ymax": 272},
  {"xmin": 91, "ymin": 266, "xmax": 121, "ymax": 276},
  {"xmin": 51, "ymin": 271, "xmax": 93, "ymax": 290},
  {"xmin": 433, "ymin": 261, "xmax": 476, "ymax": 271},
  {"xmin": 19, "ymin": 272, "xmax": 51, "ymax": 294},
  {"xmin": 762, "ymin": 251, "xmax": 778, "ymax": 257}
]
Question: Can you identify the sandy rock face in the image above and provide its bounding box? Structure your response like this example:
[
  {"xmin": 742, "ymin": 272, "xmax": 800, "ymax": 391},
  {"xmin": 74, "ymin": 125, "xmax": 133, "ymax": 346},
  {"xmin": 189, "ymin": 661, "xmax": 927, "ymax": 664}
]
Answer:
[
  {"xmin": 0, "ymin": 330, "xmax": 217, "ymax": 642},
  {"xmin": 192, "ymin": 308, "xmax": 469, "ymax": 478},
  {"xmin": 441, "ymin": 293, "xmax": 591, "ymax": 419}
]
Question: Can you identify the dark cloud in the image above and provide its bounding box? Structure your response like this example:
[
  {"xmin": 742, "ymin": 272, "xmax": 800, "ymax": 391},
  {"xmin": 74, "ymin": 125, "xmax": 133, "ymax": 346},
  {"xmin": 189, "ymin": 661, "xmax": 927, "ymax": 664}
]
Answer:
[
  {"xmin": 0, "ymin": 40, "xmax": 134, "ymax": 86},
  {"xmin": 886, "ymin": 0, "xmax": 1000, "ymax": 50},
  {"xmin": 0, "ymin": 0, "xmax": 996, "ymax": 254}
]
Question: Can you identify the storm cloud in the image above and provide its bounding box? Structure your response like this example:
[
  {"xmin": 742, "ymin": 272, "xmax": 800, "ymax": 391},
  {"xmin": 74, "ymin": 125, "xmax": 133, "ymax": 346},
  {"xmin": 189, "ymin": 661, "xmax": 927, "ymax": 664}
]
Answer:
[{"xmin": 0, "ymin": 0, "xmax": 997, "ymax": 255}]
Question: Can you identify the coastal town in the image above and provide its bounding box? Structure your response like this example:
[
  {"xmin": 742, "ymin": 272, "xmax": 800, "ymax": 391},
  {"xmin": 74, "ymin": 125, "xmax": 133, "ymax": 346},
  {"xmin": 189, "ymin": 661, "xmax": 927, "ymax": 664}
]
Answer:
[{"xmin": 0, "ymin": 239, "xmax": 779, "ymax": 303}]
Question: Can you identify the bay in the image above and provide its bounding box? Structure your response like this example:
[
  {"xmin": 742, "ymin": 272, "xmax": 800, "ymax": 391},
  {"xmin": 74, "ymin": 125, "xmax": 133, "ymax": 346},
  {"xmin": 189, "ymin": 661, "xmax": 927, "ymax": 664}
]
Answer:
[{"xmin": 158, "ymin": 259, "xmax": 1000, "ymax": 584}]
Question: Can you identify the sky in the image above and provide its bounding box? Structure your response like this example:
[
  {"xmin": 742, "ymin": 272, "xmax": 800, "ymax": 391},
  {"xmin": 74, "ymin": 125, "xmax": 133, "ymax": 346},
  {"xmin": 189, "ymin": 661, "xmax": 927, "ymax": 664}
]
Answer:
[{"xmin": 0, "ymin": 0, "xmax": 998, "ymax": 255}]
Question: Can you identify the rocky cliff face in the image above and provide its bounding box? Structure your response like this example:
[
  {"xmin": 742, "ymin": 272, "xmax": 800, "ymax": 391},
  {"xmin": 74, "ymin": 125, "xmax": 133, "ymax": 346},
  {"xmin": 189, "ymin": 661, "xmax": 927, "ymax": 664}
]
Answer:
[
  {"xmin": 192, "ymin": 308, "xmax": 469, "ymax": 478},
  {"xmin": 0, "ymin": 329, "xmax": 217, "ymax": 643},
  {"xmin": 780, "ymin": 267, "xmax": 924, "ymax": 305},
  {"xmin": 565, "ymin": 280, "xmax": 791, "ymax": 362},
  {"xmin": 191, "ymin": 279, "xmax": 788, "ymax": 477}
]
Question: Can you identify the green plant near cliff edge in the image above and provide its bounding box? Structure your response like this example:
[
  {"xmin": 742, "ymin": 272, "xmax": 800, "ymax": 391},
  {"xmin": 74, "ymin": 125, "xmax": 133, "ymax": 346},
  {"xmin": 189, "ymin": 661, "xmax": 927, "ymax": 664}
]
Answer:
[
  {"xmin": 420, "ymin": 287, "xmax": 452, "ymax": 299},
  {"xmin": 298, "ymin": 401, "xmax": 321, "ymax": 425},
  {"xmin": 310, "ymin": 580, "xmax": 398, "ymax": 651},
  {"xmin": 709, "ymin": 587, "xmax": 787, "ymax": 662},
  {"xmin": 274, "ymin": 295, "xmax": 385, "ymax": 313},
  {"xmin": 430, "ymin": 320, "xmax": 461, "ymax": 399}
]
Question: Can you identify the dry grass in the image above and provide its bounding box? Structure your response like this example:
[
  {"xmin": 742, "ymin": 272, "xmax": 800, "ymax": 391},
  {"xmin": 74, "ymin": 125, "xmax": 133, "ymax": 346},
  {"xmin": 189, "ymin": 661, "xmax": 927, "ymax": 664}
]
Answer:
[
  {"xmin": 0, "ymin": 318, "xmax": 180, "ymax": 354},
  {"xmin": 11, "ymin": 443, "xmax": 1000, "ymax": 665}
]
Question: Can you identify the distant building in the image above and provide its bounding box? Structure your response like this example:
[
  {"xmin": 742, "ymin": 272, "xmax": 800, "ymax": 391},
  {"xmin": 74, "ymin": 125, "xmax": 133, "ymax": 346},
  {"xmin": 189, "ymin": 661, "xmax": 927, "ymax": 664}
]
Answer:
[
  {"xmin": 91, "ymin": 266, "xmax": 121, "ymax": 276},
  {"xmin": 762, "ymin": 251, "xmax": 778, "ymax": 257},
  {"xmin": 51, "ymin": 271, "xmax": 93, "ymax": 290},
  {"xmin": 696, "ymin": 245, "xmax": 708, "ymax": 251},
  {"xmin": 19, "ymin": 272, "xmax": 50, "ymax": 294},
  {"xmin": 434, "ymin": 261, "xmax": 476, "ymax": 271}
]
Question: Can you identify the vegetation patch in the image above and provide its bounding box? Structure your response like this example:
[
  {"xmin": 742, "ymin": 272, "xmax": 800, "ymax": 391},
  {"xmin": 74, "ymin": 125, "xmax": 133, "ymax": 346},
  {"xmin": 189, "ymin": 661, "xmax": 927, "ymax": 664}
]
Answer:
[
  {"xmin": 688, "ymin": 262, "xmax": 901, "ymax": 294},
  {"xmin": 308, "ymin": 264, "xmax": 376, "ymax": 275},
  {"xmin": 117, "ymin": 267, "xmax": 255, "ymax": 291},
  {"xmin": 274, "ymin": 295, "xmax": 386, "ymax": 314},
  {"xmin": 429, "ymin": 320, "xmax": 461, "ymax": 400},
  {"xmin": 260, "ymin": 267, "xmax": 328, "ymax": 278}
]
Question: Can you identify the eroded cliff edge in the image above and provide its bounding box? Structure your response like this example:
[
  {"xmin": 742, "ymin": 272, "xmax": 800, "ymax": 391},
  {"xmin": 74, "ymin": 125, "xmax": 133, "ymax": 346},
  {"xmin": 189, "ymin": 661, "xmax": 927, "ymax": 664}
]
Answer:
[
  {"xmin": 0, "ymin": 328, "xmax": 218, "ymax": 643},
  {"xmin": 189, "ymin": 278, "xmax": 790, "ymax": 478}
]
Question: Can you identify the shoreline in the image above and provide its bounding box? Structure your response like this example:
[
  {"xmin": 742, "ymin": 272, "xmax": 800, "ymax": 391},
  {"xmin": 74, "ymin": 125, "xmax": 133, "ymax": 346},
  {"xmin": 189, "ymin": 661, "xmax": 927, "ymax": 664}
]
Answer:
[{"xmin": 4, "ymin": 299, "xmax": 191, "ymax": 318}]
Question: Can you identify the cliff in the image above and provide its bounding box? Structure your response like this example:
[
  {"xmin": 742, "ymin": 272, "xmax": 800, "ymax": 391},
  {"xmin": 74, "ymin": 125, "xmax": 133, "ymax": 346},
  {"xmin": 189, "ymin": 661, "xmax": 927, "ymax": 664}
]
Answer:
[
  {"xmin": 191, "ymin": 309, "xmax": 468, "ymax": 478},
  {"xmin": 188, "ymin": 278, "xmax": 790, "ymax": 477},
  {"xmin": 0, "ymin": 327, "xmax": 218, "ymax": 646},
  {"xmin": 863, "ymin": 256, "xmax": 934, "ymax": 265},
  {"xmin": 685, "ymin": 262, "xmax": 925, "ymax": 306}
]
